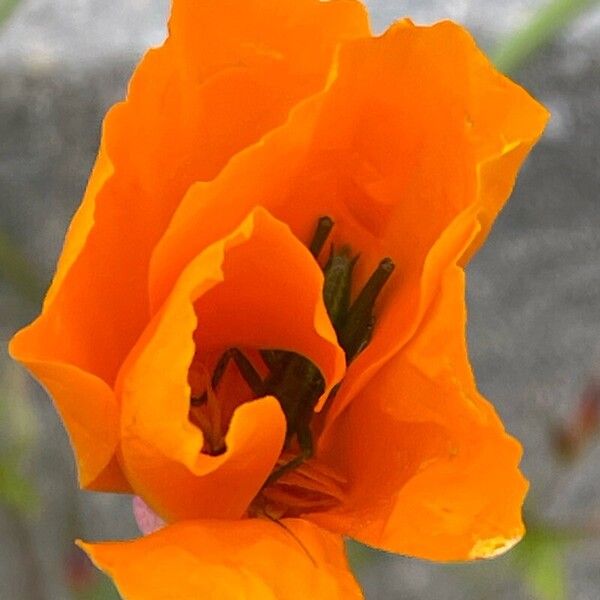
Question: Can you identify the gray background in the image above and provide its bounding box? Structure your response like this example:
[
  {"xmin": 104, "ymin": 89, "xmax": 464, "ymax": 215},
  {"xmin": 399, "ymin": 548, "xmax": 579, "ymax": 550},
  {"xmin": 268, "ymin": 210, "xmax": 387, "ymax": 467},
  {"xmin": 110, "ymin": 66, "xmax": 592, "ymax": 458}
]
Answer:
[{"xmin": 1, "ymin": 1, "xmax": 600, "ymax": 598}]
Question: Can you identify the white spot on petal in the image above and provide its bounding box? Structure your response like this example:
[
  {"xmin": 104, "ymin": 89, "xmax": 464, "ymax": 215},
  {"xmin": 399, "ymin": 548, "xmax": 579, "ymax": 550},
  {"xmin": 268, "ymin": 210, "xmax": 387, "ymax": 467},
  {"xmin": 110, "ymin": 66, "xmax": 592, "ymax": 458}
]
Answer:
[{"xmin": 469, "ymin": 534, "xmax": 522, "ymax": 559}]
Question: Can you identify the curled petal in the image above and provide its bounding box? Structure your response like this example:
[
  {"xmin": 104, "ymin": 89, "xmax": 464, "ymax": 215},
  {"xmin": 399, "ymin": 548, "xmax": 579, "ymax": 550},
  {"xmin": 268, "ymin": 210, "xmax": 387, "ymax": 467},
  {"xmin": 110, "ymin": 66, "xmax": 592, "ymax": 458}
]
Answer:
[
  {"xmin": 313, "ymin": 262, "xmax": 527, "ymax": 561},
  {"xmin": 313, "ymin": 19, "xmax": 550, "ymax": 421},
  {"xmin": 79, "ymin": 518, "xmax": 362, "ymax": 600},
  {"xmin": 10, "ymin": 0, "xmax": 368, "ymax": 476},
  {"xmin": 151, "ymin": 20, "xmax": 548, "ymax": 412},
  {"xmin": 119, "ymin": 208, "xmax": 344, "ymax": 521},
  {"xmin": 8, "ymin": 335, "xmax": 128, "ymax": 491},
  {"xmin": 122, "ymin": 396, "xmax": 286, "ymax": 523}
]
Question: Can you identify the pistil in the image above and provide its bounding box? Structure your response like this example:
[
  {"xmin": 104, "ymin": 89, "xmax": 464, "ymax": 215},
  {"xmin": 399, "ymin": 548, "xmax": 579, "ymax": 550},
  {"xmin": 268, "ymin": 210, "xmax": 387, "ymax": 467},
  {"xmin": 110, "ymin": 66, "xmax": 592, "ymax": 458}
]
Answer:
[{"xmin": 190, "ymin": 216, "xmax": 395, "ymax": 496}]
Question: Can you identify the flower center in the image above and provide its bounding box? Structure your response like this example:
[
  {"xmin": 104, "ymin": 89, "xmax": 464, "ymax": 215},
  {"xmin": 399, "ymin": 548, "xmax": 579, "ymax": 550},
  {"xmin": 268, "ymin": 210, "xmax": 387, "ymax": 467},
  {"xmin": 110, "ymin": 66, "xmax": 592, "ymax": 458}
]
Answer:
[{"xmin": 189, "ymin": 217, "xmax": 394, "ymax": 511}]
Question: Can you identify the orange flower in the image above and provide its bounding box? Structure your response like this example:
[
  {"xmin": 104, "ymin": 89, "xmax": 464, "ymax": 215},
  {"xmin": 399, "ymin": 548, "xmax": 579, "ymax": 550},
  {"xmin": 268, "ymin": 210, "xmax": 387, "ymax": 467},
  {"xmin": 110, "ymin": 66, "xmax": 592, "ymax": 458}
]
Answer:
[{"xmin": 10, "ymin": 0, "xmax": 548, "ymax": 597}]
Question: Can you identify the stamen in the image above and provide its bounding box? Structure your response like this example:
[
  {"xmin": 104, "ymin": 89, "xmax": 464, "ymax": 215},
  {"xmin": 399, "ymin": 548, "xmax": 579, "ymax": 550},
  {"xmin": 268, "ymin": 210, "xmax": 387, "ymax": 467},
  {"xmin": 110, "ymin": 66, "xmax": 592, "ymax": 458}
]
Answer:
[
  {"xmin": 190, "ymin": 218, "xmax": 396, "ymax": 502},
  {"xmin": 212, "ymin": 348, "xmax": 263, "ymax": 396},
  {"xmin": 269, "ymin": 354, "xmax": 324, "ymax": 436},
  {"xmin": 309, "ymin": 216, "xmax": 335, "ymax": 259},
  {"xmin": 339, "ymin": 257, "xmax": 395, "ymax": 361},
  {"xmin": 322, "ymin": 248, "xmax": 356, "ymax": 329},
  {"xmin": 190, "ymin": 385, "xmax": 226, "ymax": 456},
  {"xmin": 260, "ymin": 349, "xmax": 285, "ymax": 371},
  {"xmin": 263, "ymin": 423, "xmax": 314, "ymax": 488}
]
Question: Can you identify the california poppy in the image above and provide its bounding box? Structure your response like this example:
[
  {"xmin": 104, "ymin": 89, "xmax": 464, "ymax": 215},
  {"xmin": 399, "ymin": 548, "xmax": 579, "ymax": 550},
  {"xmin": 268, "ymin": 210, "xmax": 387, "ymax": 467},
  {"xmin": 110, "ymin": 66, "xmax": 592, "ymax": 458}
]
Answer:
[{"xmin": 10, "ymin": 0, "xmax": 548, "ymax": 597}]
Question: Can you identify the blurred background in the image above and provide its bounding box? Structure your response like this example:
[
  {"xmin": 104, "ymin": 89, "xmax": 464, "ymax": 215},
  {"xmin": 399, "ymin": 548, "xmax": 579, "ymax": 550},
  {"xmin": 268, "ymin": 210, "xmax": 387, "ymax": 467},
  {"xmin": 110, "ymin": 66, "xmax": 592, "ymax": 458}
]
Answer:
[{"xmin": 1, "ymin": 0, "xmax": 600, "ymax": 598}]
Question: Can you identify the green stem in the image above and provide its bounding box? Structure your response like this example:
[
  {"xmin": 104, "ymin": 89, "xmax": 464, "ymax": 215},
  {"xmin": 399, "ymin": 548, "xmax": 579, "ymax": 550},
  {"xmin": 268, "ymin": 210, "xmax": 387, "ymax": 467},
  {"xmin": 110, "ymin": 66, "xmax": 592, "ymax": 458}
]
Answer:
[
  {"xmin": 0, "ymin": 229, "xmax": 45, "ymax": 305},
  {"xmin": 493, "ymin": 0, "xmax": 599, "ymax": 75},
  {"xmin": 0, "ymin": 0, "xmax": 20, "ymax": 25}
]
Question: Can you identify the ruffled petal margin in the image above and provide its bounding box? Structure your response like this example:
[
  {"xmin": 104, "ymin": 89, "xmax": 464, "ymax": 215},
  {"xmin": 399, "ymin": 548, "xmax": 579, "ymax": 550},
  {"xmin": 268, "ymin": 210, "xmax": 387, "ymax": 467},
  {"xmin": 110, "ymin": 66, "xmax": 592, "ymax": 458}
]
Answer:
[
  {"xmin": 150, "ymin": 19, "xmax": 549, "ymax": 424},
  {"xmin": 119, "ymin": 208, "xmax": 344, "ymax": 521},
  {"xmin": 8, "ymin": 0, "xmax": 368, "ymax": 491},
  {"xmin": 314, "ymin": 258, "xmax": 527, "ymax": 561}
]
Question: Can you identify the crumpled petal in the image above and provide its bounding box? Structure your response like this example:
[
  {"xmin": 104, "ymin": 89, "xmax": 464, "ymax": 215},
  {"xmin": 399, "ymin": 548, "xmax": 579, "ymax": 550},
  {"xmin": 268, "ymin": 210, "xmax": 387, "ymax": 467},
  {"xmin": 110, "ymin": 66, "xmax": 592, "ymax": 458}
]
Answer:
[
  {"xmin": 80, "ymin": 518, "xmax": 362, "ymax": 600},
  {"xmin": 150, "ymin": 20, "xmax": 549, "ymax": 422},
  {"xmin": 312, "ymin": 256, "xmax": 527, "ymax": 561},
  {"xmin": 50, "ymin": 0, "xmax": 367, "ymax": 384},
  {"xmin": 9, "ymin": 0, "xmax": 367, "ymax": 491},
  {"xmin": 10, "ymin": 2, "xmax": 546, "ymax": 577},
  {"xmin": 119, "ymin": 208, "xmax": 344, "ymax": 521},
  {"xmin": 309, "ymin": 19, "xmax": 550, "ymax": 424}
]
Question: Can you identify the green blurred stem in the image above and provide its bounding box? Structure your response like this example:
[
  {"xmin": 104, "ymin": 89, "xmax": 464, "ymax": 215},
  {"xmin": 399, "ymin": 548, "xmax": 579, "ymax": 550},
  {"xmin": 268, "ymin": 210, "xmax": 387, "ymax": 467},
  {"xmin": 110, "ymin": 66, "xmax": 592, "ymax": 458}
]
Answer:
[
  {"xmin": 493, "ymin": 0, "xmax": 599, "ymax": 75},
  {"xmin": 0, "ymin": 229, "xmax": 45, "ymax": 305},
  {"xmin": 0, "ymin": 0, "xmax": 20, "ymax": 24}
]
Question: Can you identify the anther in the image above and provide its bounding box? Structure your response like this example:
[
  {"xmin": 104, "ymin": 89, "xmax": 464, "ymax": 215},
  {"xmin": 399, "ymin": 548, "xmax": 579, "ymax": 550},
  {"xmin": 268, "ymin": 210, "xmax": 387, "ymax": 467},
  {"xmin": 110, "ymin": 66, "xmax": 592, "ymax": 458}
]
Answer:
[
  {"xmin": 339, "ymin": 257, "xmax": 395, "ymax": 361},
  {"xmin": 322, "ymin": 248, "xmax": 356, "ymax": 329},
  {"xmin": 309, "ymin": 216, "xmax": 335, "ymax": 259},
  {"xmin": 191, "ymin": 218, "xmax": 396, "ymax": 497}
]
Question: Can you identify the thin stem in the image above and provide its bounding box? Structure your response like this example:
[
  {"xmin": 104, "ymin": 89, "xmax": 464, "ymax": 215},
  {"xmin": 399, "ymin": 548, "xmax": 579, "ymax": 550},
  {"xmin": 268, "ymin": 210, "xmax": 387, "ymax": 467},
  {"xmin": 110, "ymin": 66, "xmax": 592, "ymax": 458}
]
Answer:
[
  {"xmin": 0, "ymin": 0, "xmax": 20, "ymax": 25},
  {"xmin": 493, "ymin": 0, "xmax": 599, "ymax": 75}
]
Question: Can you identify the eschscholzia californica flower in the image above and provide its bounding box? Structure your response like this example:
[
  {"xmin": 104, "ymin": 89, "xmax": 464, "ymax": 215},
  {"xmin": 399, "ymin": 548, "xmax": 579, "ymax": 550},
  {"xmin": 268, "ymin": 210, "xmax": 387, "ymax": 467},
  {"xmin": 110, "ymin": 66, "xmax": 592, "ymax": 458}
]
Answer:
[{"xmin": 10, "ymin": 0, "xmax": 549, "ymax": 597}]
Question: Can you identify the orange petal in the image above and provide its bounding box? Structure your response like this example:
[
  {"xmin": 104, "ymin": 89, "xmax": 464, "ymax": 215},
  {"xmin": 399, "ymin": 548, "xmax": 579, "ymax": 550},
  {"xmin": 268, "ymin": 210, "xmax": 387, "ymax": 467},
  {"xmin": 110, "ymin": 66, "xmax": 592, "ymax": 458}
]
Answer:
[
  {"xmin": 320, "ymin": 202, "xmax": 483, "ymax": 431},
  {"xmin": 10, "ymin": 0, "xmax": 367, "ymax": 494},
  {"xmin": 166, "ymin": 0, "xmax": 369, "ymax": 178},
  {"xmin": 151, "ymin": 21, "xmax": 548, "ymax": 411},
  {"xmin": 119, "ymin": 208, "xmax": 344, "ymax": 521},
  {"xmin": 79, "ymin": 518, "xmax": 362, "ymax": 600},
  {"xmin": 313, "ymin": 263, "xmax": 527, "ymax": 561},
  {"xmin": 311, "ymin": 19, "xmax": 550, "ymax": 422},
  {"xmin": 9, "ymin": 329, "xmax": 128, "ymax": 492},
  {"xmin": 14, "ymin": 0, "xmax": 368, "ymax": 387}
]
